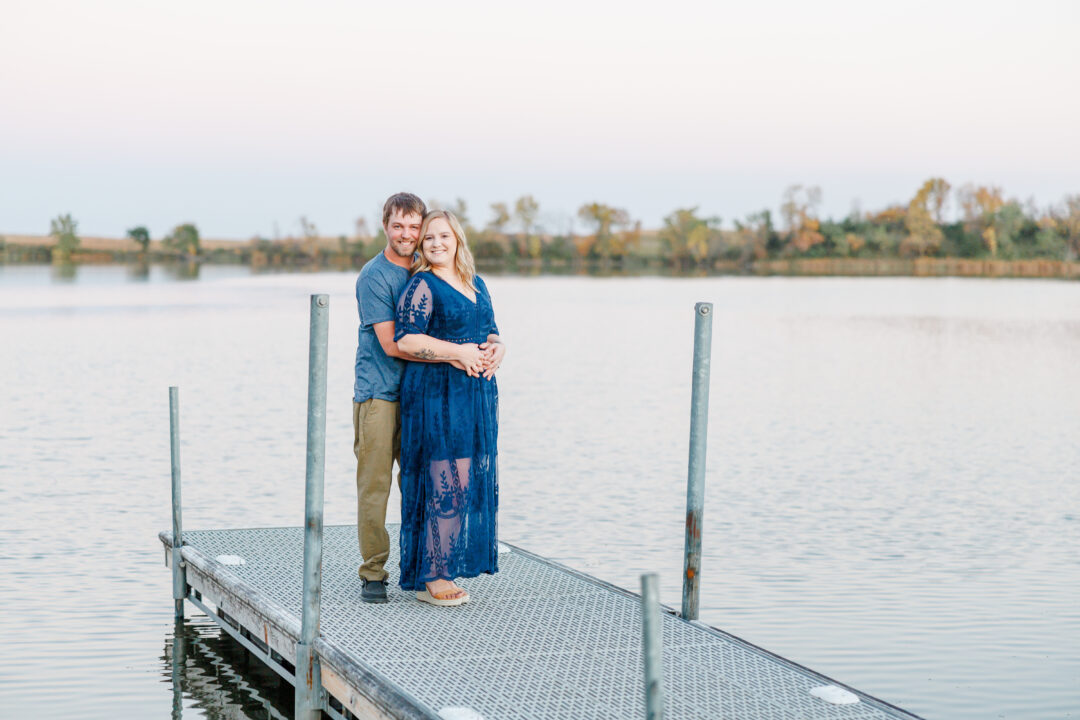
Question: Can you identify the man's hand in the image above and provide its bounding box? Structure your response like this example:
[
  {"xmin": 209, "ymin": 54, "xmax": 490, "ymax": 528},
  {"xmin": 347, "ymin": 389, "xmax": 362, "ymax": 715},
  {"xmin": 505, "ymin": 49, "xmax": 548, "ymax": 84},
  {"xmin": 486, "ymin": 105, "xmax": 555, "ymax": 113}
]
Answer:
[{"xmin": 479, "ymin": 341, "xmax": 506, "ymax": 380}]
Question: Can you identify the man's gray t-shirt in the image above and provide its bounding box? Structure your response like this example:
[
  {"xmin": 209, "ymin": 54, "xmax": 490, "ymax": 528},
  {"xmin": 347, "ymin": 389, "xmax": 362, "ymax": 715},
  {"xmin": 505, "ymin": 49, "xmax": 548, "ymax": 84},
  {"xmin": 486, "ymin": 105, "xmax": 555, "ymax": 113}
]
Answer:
[{"xmin": 354, "ymin": 252, "xmax": 410, "ymax": 403}]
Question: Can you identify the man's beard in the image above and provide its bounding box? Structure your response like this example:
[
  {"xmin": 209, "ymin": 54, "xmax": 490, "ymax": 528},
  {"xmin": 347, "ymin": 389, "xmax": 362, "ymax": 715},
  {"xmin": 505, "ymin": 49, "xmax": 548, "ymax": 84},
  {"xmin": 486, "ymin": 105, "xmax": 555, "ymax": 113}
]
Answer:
[{"xmin": 389, "ymin": 240, "xmax": 416, "ymax": 258}]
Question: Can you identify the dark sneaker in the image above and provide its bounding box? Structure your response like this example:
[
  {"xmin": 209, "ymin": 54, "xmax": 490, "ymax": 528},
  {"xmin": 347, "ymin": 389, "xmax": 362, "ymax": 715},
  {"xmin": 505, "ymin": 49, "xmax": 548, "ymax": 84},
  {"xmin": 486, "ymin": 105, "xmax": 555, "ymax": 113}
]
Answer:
[{"xmin": 361, "ymin": 578, "xmax": 388, "ymax": 604}]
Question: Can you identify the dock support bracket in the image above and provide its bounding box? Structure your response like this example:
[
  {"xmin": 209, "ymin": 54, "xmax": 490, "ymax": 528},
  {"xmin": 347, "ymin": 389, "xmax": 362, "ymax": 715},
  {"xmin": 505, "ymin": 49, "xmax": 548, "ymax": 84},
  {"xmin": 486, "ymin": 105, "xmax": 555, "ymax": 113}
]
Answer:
[
  {"xmin": 186, "ymin": 593, "xmax": 296, "ymax": 684},
  {"xmin": 681, "ymin": 302, "xmax": 713, "ymax": 621}
]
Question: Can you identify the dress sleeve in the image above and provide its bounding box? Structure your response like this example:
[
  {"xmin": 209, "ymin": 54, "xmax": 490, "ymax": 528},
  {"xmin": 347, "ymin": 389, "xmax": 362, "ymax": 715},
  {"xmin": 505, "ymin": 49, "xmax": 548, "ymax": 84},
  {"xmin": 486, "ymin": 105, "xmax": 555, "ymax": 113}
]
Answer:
[{"xmin": 395, "ymin": 275, "xmax": 434, "ymax": 341}]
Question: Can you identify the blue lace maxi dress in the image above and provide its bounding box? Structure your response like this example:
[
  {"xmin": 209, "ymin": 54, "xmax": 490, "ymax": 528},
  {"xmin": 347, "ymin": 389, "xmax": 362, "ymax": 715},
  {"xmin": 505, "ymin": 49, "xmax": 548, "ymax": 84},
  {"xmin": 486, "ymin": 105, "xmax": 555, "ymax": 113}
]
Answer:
[{"xmin": 394, "ymin": 272, "xmax": 500, "ymax": 591}]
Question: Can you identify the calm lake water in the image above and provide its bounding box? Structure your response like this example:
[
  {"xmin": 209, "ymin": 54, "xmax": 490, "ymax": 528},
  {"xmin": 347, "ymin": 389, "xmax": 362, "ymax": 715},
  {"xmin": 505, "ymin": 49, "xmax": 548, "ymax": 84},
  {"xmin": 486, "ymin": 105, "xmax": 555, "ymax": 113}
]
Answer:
[{"xmin": 1, "ymin": 264, "xmax": 1078, "ymax": 719}]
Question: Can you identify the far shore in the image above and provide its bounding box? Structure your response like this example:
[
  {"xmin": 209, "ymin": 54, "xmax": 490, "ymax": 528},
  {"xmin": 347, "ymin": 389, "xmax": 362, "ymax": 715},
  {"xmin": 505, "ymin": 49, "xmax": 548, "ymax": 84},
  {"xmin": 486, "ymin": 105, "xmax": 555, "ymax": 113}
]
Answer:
[
  {"xmin": 5, "ymin": 232, "xmax": 1080, "ymax": 280},
  {"xmin": 0, "ymin": 233, "xmax": 249, "ymax": 252}
]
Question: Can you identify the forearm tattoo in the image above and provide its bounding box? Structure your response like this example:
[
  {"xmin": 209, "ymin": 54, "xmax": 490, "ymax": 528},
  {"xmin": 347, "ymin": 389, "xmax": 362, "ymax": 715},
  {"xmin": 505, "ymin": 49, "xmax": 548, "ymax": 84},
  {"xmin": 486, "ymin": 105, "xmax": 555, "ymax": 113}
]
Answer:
[{"xmin": 411, "ymin": 348, "xmax": 450, "ymax": 361}]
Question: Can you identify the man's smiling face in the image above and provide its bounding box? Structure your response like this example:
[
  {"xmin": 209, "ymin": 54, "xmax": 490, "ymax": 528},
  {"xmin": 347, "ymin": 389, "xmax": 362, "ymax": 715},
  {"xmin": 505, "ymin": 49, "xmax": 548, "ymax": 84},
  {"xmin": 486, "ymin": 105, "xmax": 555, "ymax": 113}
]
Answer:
[{"xmin": 385, "ymin": 210, "xmax": 423, "ymax": 258}]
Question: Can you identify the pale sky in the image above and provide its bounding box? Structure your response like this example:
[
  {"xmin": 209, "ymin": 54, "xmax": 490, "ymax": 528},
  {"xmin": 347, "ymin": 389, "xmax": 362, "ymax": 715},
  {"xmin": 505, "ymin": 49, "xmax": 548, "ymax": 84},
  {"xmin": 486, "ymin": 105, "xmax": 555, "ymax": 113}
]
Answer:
[{"xmin": 2, "ymin": 0, "xmax": 1078, "ymax": 238}]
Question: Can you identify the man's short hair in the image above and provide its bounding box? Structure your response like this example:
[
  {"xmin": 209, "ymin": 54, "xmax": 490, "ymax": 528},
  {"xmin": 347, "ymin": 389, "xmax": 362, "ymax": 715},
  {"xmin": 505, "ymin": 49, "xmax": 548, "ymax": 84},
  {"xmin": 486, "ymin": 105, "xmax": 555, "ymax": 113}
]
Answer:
[{"xmin": 382, "ymin": 193, "xmax": 427, "ymax": 227}]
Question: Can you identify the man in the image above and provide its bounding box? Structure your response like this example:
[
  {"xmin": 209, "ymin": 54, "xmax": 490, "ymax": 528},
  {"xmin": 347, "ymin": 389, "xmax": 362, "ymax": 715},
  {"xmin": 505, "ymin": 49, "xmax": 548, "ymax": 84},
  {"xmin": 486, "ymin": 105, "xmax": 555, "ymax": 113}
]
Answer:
[{"xmin": 353, "ymin": 192, "xmax": 426, "ymax": 603}]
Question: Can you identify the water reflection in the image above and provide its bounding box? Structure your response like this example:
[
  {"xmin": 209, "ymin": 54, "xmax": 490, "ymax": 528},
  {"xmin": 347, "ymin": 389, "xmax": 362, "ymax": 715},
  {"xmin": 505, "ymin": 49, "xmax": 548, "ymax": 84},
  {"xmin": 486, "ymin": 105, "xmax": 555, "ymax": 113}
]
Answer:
[
  {"xmin": 162, "ymin": 261, "xmax": 202, "ymax": 281},
  {"xmin": 127, "ymin": 260, "xmax": 151, "ymax": 281},
  {"xmin": 51, "ymin": 262, "xmax": 78, "ymax": 282},
  {"xmin": 165, "ymin": 618, "xmax": 292, "ymax": 720},
  {"xmin": 13, "ymin": 259, "xmax": 749, "ymax": 285}
]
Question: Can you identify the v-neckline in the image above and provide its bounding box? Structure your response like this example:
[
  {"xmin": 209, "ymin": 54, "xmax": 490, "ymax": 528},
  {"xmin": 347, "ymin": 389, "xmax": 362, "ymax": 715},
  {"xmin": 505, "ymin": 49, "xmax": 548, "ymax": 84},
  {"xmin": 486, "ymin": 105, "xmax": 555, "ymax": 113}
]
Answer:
[{"xmin": 429, "ymin": 271, "xmax": 477, "ymax": 305}]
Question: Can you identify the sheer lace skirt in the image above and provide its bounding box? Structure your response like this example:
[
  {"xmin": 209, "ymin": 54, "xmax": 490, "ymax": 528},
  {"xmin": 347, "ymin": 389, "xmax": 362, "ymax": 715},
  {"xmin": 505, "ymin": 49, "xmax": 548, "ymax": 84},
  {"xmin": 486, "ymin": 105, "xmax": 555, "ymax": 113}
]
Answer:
[{"xmin": 398, "ymin": 363, "xmax": 498, "ymax": 591}]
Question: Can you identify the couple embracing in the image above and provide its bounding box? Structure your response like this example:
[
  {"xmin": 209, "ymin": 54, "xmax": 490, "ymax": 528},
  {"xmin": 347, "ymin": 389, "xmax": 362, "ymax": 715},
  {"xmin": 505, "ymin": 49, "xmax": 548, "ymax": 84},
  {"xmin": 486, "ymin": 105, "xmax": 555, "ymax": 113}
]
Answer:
[{"xmin": 353, "ymin": 192, "xmax": 505, "ymax": 607}]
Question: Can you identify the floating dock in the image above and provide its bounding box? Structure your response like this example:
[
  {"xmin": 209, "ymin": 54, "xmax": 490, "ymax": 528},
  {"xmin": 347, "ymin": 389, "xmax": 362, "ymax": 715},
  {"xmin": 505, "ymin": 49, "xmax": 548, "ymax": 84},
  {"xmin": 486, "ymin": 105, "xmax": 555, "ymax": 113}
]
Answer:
[
  {"xmin": 161, "ymin": 524, "xmax": 923, "ymax": 720},
  {"xmin": 162, "ymin": 297, "xmax": 924, "ymax": 719}
]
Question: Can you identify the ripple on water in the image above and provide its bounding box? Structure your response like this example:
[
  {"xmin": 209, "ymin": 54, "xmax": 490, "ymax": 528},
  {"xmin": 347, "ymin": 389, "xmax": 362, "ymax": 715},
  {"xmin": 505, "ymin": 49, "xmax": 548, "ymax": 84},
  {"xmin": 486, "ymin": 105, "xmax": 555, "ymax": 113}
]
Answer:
[{"xmin": 1, "ymin": 273, "xmax": 1079, "ymax": 719}]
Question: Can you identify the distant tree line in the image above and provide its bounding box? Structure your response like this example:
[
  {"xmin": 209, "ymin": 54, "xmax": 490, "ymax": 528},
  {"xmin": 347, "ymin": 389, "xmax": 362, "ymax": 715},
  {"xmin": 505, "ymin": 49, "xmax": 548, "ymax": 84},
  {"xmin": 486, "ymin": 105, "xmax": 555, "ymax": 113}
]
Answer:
[
  {"xmin": 419, "ymin": 181, "xmax": 1080, "ymax": 268},
  {"xmin": 6, "ymin": 180, "xmax": 1078, "ymax": 270}
]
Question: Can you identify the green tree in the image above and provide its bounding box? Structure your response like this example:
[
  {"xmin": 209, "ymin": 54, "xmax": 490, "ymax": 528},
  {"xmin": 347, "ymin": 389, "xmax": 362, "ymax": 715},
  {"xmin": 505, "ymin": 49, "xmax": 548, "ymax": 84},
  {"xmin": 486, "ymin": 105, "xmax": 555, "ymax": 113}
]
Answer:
[
  {"xmin": 487, "ymin": 202, "xmax": 511, "ymax": 236},
  {"xmin": 780, "ymin": 185, "xmax": 824, "ymax": 253},
  {"xmin": 542, "ymin": 235, "xmax": 576, "ymax": 262},
  {"xmin": 926, "ymin": 177, "xmax": 950, "ymax": 223},
  {"xmin": 1053, "ymin": 194, "xmax": 1080, "ymax": 259},
  {"xmin": 577, "ymin": 203, "xmax": 619, "ymax": 240},
  {"xmin": 733, "ymin": 210, "xmax": 773, "ymax": 263},
  {"xmin": 957, "ymin": 184, "xmax": 1005, "ymax": 256},
  {"xmin": 369, "ymin": 225, "xmax": 388, "ymax": 256},
  {"xmin": 165, "ymin": 223, "xmax": 200, "ymax": 256},
  {"xmin": 350, "ymin": 218, "xmax": 373, "ymax": 256},
  {"xmin": 660, "ymin": 207, "xmax": 718, "ymax": 265},
  {"xmin": 451, "ymin": 198, "xmax": 477, "ymax": 239},
  {"xmin": 1033, "ymin": 225, "xmax": 1067, "ymax": 259},
  {"xmin": 127, "ymin": 226, "xmax": 150, "ymax": 253},
  {"xmin": 514, "ymin": 195, "xmax": 541, "ymax": 258},
  {"xmin": 993, "ymin": 202, "xmax": 1026, "ymax": 259},
  {"xmin": 298, "ymin": 215, "xmax": 319, "ymax": 260},
  {"xmin": 50, "ymin": 213, "xmax": 80, "ymax": 263},
  {"xmin": 902, "ymin": 178, "xmax": 949, "ymax": 256},
  {"xmin": 577, "ymin": 202, "xmax": 631, "ymax": 259},
  {"xmin": 514, "ymin": 195, "xmax": 539, "ymax": 234}
]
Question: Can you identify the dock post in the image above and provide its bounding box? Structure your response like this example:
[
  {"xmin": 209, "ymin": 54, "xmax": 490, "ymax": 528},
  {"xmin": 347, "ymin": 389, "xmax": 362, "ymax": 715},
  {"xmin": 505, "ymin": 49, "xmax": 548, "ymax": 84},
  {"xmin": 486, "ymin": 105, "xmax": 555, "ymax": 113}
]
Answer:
[
  {"xmin": 681, "ymin": 302, "xmax": 713, "ymax": 621},
  {"xmin": 640, "ymin": 573, "xmax": 665, "ymax": 719},
  {"xmin": 169, "ymin": 386, "xmax": 185, "ymax": 620},
  {"xmin": 295, "ymin": 294, "xmax": 329, "ymax": 720}
]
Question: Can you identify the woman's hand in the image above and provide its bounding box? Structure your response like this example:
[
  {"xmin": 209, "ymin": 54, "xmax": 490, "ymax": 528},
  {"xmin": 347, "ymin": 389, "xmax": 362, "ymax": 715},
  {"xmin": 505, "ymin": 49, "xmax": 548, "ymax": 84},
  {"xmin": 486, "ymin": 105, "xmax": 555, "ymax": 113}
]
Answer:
[
  {"xmin": 447, "ymin": 358, "xmax": 476, "ymax": 376},
  {"xmin": 455, "ymin": 343, "xmax": 485, "ymax": 377},
  {"xmin": 479, "ymin": 341, "xmax": 506, "ymax": 380}
]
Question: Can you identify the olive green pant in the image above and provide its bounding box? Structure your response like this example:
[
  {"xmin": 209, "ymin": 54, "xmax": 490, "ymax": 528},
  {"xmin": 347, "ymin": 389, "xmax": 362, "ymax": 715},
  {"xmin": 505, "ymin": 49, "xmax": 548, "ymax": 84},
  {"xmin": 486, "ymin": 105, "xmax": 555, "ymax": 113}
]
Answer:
[{"xmin": 353, "ymin": 399, "xmax": 401, "ymax": 582}]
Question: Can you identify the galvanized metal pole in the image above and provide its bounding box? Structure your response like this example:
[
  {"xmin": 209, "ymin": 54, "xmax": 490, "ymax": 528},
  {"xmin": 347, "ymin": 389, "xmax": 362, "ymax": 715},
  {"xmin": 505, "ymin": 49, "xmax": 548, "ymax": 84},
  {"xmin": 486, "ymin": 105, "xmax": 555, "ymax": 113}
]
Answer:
[
  {"xmin": 169, "ymin": 386, "xmax": 186, "ymax": 619},
  {"xmin": 640, "ymin": 573, "xmax": 665, "ymax": 720},
  {"xmin": 681, "ymin": 302, "xmax": 713, "ymax": 621},
  {"xmin": 295, "ymin": 293, "xmax": 329, "ymax": 720}
]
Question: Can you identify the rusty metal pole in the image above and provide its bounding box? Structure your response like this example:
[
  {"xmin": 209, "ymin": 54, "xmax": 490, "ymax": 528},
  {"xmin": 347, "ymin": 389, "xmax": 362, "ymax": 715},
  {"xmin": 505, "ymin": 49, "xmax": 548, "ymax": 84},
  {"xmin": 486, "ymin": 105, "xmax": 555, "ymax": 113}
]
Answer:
[
  {"xmin": 295, "ymin": 294, "xmax": 329, "ymax": 720},
  {"xmin": 681, "ymin": 302, "xmax": 713, "ymax": 621}
]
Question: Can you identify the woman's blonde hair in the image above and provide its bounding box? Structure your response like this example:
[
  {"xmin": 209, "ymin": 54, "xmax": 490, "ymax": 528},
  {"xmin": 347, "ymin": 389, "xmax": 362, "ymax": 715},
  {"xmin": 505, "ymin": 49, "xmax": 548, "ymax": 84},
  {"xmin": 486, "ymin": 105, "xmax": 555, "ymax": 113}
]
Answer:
[{"xmin": 413, "ymin": 210, "xmax": 477, "ymax": 291}]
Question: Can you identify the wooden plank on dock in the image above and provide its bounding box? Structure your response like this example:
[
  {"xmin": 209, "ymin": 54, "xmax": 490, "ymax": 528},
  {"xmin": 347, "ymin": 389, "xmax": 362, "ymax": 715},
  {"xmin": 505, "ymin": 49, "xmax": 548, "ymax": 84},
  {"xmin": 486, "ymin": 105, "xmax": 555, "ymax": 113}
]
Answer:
[{"xmin": 160, "ymin": 525, "xmax": 923, "ymax": 720}]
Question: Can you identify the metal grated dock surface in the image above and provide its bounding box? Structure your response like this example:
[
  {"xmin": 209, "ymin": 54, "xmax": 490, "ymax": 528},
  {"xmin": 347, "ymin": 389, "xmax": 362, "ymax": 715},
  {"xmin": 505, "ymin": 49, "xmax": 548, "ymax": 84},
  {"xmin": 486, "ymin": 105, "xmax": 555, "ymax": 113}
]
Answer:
[{"xmin": 161, "ymin": 525, "xmax": 921, "ymax": 720}]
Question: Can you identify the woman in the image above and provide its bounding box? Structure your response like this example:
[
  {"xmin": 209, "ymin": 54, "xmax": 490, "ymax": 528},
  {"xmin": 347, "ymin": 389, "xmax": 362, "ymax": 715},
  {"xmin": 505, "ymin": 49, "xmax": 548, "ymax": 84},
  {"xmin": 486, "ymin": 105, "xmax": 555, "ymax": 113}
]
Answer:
[{"xmin": 394, "ymin": 210, "xmax": 506, "ymax": 606}]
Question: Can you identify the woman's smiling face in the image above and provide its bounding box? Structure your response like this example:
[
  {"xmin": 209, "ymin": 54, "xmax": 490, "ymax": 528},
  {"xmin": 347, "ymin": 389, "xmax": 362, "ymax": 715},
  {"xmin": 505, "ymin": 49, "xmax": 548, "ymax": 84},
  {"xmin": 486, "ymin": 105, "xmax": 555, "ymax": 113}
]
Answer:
[{"xmin": 422, "ymin": 217, "xmax": 458, "ymax": 269}]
